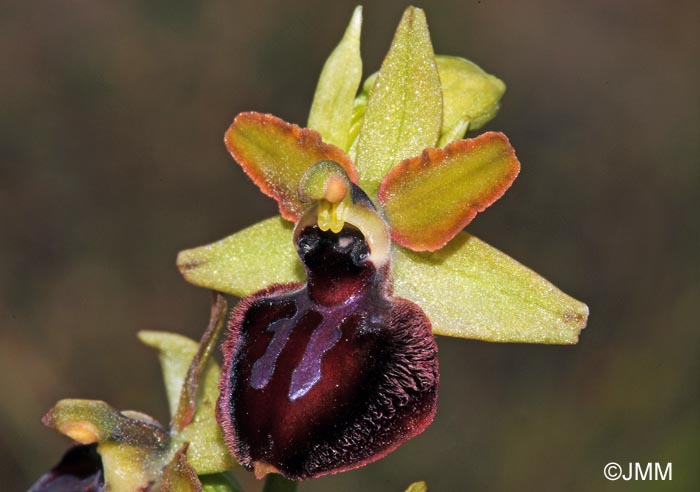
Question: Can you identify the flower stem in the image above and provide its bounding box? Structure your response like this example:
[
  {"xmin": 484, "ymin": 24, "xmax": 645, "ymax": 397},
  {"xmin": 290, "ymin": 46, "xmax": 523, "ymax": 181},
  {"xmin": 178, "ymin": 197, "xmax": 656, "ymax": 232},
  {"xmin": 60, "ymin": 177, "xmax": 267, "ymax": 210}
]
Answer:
[{"xmin": 262, "ymin": 473, "xmax": 298, "ymax": 492}]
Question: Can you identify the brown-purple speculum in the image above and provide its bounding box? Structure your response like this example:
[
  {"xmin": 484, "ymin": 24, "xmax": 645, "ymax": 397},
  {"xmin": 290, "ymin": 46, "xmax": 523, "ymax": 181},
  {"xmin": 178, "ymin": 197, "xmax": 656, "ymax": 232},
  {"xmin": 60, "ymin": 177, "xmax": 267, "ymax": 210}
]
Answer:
[{"xmin": 217, "ymin": 161, "xmax": 439, "ymax": 480}]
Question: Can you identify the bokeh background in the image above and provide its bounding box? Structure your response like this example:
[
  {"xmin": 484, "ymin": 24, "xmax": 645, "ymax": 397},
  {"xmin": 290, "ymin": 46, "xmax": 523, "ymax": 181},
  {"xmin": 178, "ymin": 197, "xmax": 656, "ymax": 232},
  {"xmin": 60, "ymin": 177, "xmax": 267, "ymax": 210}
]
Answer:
[{"xmin": 2, "ymin": 0, "xmax": 698, "ymax": 490}]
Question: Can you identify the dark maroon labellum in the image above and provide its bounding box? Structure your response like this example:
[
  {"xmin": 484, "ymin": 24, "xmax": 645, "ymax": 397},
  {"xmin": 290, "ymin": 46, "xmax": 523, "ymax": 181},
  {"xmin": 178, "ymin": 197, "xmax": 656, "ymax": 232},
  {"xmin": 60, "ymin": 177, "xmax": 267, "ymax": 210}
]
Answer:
[
  {"xmin": 27, "ymin": 444, "xmax": 104, "ymax": 492},
  {"xmin": 217, "ymin": 221, "xmax": 439, "ymax": 480}
]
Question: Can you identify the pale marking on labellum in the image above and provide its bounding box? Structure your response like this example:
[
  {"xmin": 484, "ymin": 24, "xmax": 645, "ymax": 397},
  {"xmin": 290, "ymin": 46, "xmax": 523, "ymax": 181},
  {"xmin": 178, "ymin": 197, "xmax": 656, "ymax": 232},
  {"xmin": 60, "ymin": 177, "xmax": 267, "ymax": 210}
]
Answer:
[
  {"xmin": 250, "ymin": 294, "xmax": 358, "ymax": 399},
  {"xmin": 288, "ymin": 315, "xmax": 343, "ymax": 401},
  {"xmin": 250, "ymin": 314, "xmax": 297, "ymax": 390}
]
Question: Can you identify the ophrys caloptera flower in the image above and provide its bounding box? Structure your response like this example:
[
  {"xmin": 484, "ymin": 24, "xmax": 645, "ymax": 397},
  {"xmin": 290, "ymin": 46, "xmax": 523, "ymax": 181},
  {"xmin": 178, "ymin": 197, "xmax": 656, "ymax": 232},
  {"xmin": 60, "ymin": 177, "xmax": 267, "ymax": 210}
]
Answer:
[
  {"xmin": 33, "ymin": 5, "xmax": 588, "ymax": 491},
  {"xmin": 177, "ymin": 6, "xmax": 588, "ymax": 481}
]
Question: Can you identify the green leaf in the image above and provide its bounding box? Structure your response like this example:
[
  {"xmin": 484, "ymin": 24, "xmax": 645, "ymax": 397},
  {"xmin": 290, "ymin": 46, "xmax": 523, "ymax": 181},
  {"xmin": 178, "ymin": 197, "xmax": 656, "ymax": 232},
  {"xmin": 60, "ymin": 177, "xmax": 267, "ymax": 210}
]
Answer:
[
  {"xmin": 379, "ymin": 132, "xmax": 519, "ymax": 251},
  {"xmin": 308, "ymin": 6, "xmax": 363, "ymax": 151},
  {"xmin": 177, "ymin": 216, "xmax": 304, "ymax": 297},
  {"xmin": 200, "ymin": 473, "xmax": 242, "ymax": 492},
  {"xmin": 393, "ymin": 233, "xmax": 588, "ymax": 344},
  {"xmin": 138, "ymin": 331, "xmax": 236, "ymax": 474},
  {"xmin": 405, "ymin": 482, "xmax": 428, "ymax": 492},
  {"xmin": 225, "ymin": 112, "xmax": 357, "ymax": 221},
  {"xmin": 436, "ymin": 55, "xmax": 506, "ymax": 147},
  {"xmin": 355, "ymin": 6, "xmax": 442, "ymax": 198}
]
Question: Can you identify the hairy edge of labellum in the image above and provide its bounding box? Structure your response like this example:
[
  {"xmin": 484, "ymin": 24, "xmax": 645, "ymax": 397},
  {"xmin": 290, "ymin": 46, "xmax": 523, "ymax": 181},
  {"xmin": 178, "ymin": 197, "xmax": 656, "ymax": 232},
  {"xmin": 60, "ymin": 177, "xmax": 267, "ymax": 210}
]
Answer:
[
  {"xmin": 217, "ymin": 282, "xmax": 439, "ymax": 480},
  {"xmin": 216, "ymin": 282, "xmax": 303, "ymax": 478}
]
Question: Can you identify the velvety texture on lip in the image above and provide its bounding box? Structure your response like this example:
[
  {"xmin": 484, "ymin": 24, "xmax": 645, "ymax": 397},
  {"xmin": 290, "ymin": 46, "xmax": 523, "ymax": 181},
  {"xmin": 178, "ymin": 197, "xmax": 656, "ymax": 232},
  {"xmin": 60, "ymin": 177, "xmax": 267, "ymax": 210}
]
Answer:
[{"xmin": 217, "ymin": 226, "xmax": 439, "ymax": 480}]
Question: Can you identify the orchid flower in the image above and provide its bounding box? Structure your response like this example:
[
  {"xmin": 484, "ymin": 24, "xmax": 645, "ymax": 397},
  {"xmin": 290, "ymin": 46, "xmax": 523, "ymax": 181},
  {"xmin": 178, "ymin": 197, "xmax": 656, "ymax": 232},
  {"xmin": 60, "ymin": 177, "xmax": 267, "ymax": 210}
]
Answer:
[
  {"xmin": 176, "ymin": 4, "xmax": 588, "ymax": 482},
  {"xmin": 33, "ymin": 6, "xmax": 588, "ymax": 492}
]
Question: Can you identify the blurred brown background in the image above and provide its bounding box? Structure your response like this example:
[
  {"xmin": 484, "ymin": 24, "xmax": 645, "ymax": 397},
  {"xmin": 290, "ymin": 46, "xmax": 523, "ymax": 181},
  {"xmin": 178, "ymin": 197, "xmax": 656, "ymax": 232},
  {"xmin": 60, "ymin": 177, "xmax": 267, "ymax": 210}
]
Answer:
[{"xmin": 1, "ymin": 0, "xmax": 698, "ymax": 490}]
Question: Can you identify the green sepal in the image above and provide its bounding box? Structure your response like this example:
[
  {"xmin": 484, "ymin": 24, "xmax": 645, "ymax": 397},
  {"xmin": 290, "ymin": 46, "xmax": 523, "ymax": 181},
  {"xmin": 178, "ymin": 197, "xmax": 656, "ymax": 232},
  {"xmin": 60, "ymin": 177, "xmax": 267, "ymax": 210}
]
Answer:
[
  {"xmin": 176, "ymin": 219, "xmax": 587, "ymax": 344},
  {"xmin": 97, "ymin": 442, "xmax": 203, "ymax": 492},
  {"xmin": 43, "ymin": 400, "xmax": 170, "ymax": 492},
  {"xmin": 177, "ymin": 216, "xmax": 304, "ymax": 297},
  {"xmin": 138, "ymin": 332, "xmax": 198, "ymax": 417},
  {"xmin": 346, "ymin": 72, "xmax": 375, "ymax": 161},
  {"xmin": 405, "ymin": 482, "xmax": 428, "ymax": 492},
  {"xmin": 355, "ymin": 6, "xmax": 442, "ymax": 198},
  {"xmin": 436, "ymin": 55, "xmax": 506, "ymax": 147},
  {"xmin": 393, "ymin": 233, "xmax": 588, "ymax": 344},
  {"xmin": 97, "ymin": 441, "xmax": 160, "ymax": 492},
  {"xmin": 42, "ymin": 399, "xmax": 168, "ymax": 448},
  {"xmin": 138, "ymin": 330, "xmax": 236, "ymax": 474},
  {"xmin": 349, "ymin": 55, "xmax": 505, "ymax": 153},
  {"xmin": 307, "ymin": 6, "xmax": 363, "ymax": 151}
]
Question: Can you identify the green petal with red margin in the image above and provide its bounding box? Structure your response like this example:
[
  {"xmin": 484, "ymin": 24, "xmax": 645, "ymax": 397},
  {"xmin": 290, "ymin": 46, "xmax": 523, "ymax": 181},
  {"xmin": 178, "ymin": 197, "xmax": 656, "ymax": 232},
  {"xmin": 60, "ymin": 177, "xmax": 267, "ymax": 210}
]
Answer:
[
  {"xmin": 379, "ymin": 132, "xmax": 520, "ymax": 251},
  {"xmin": 225, "ymin": 112, "xmax": 357, "ymax": 221}
]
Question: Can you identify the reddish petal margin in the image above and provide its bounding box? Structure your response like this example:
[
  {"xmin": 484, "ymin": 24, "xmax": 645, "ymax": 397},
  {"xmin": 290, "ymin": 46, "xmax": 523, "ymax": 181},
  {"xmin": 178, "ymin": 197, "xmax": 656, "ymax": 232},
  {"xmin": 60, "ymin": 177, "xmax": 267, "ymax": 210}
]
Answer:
[
  {"xmin": 378, "ymin": 132, "xmax": 520, "ymax": 251},
  {"xmin": 225, "ymin": 112, "xmax": 358, "ymax": 221}
]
